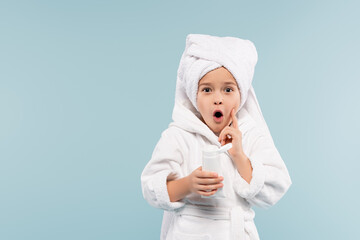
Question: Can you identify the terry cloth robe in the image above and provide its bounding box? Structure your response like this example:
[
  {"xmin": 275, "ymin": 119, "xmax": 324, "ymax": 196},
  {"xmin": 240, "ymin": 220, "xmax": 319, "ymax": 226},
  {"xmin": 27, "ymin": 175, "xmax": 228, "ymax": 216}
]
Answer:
[
  {"xmin": 141, "ymin": 34, "xmax": 292, "ymax": 240},
  {"xmin": 141, "ymin": 100, "xmax": 292, "ymax": 240}
]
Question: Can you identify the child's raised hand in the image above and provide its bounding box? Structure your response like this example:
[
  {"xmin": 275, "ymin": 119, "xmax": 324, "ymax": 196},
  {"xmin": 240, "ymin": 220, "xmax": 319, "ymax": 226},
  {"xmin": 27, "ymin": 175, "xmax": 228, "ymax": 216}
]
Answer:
[
  {"xmin": 187, "ymin": 166, "xmax": 224, "ymax": 197},
  {"xmin": 218, "ymin": 108, "xmax": 244, "ymax": 159}
]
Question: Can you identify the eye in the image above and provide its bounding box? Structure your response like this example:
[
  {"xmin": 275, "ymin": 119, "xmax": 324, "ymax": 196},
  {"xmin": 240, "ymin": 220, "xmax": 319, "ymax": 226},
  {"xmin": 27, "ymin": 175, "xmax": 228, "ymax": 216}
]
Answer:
[
  {"xmin": 202, "ymin": 87, "xmax": 211, "ymax": 93},
  {"xmin": 225, "ymin": 87, "xmax": 233, "ymax": 93}
]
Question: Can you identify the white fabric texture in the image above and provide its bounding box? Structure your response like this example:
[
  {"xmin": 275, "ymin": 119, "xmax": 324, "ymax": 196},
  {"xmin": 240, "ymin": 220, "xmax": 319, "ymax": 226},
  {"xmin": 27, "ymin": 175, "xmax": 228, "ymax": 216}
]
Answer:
[{"xmin": 141, "ymin": 33, "xmax": 292, "ymax": 240}]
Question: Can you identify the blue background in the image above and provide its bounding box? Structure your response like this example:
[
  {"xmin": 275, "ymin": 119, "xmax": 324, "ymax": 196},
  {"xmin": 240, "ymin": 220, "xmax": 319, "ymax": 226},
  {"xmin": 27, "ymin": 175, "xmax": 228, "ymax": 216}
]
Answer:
[{"xmin": 1, "ymin": 0, "xmax": 359, "ymax": 239}]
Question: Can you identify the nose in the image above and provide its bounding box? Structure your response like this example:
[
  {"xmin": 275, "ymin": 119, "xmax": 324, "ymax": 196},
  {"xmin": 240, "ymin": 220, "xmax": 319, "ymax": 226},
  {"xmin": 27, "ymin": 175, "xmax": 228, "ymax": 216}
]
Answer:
[
  {"xmin": 214, "ymin": 94, "xmax": 223, "ymax": 105},
  {"xmin": 213, "ymin": 91, "xmax": 224, "ymax": 105}
]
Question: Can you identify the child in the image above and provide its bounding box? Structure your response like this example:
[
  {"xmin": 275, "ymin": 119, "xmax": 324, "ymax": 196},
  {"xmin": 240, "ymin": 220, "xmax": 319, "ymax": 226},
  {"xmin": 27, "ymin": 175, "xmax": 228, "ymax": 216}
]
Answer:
[{"xmin": 141, "ymin": 34, "xmax": 292, "ymax": 240}]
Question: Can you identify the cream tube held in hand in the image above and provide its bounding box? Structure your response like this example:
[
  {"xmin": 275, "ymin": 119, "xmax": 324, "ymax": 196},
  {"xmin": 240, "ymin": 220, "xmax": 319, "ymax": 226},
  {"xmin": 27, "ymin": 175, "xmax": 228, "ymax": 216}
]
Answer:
[{"xmin": 201, "ymin": 143, "xmax": 232, "ymax": 198}]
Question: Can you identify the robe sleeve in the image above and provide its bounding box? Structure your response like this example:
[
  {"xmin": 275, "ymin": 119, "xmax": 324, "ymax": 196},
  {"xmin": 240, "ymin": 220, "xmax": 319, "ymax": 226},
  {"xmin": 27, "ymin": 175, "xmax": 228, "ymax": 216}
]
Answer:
[
  {"xmin": 141, "ymin": 127, "xmax": 186, "ymax": 211},
  {"xmin": 232, "ymin": 131, "xmax": 292, "ymax": 209}
]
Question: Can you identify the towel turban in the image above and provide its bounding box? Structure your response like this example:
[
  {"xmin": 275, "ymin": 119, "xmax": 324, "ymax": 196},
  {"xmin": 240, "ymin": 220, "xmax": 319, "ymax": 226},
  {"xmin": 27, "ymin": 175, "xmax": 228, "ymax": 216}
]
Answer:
[{"xmin": 176, "ymin": 34, "xmax": 258, "ymax": 112}]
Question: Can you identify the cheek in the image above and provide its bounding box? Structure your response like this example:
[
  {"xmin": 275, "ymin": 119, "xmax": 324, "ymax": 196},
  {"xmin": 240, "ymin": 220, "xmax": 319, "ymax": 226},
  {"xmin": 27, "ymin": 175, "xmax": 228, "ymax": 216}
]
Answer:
[
  {"xmin": 235, "ymin": 99, "xmax": 240, "ymax": 109},
  {"xmin": 197, "ymin": 93, "xmax": 208, "ymax": 105},
  {"xmin": 230, "ymin": 94, "xmax": 241, "ymax": 109},
  {"xmin": 196, "ymin": 95, "xmax": 206, "ymax": 112},
  {"xmin": 197, "ymin": 96, "xmax": 212, "ymax": 120},
  {"xmin": 237, "ymin": 92, "xmax": 241, "ymax": 107}
]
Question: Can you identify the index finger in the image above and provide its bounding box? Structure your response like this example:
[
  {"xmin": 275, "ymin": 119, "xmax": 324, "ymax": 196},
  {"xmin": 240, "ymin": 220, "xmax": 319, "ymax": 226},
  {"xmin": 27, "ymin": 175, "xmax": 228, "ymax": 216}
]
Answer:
[{"xmin": 231, "ymin": 108, "xmax": 238, "ymax": 129}]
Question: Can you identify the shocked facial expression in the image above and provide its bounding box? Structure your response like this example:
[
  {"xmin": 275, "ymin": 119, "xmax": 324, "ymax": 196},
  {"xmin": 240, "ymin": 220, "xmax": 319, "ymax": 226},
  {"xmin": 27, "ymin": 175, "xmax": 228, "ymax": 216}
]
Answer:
[{"xmin": 196, "ymin": 67, "xmax": 241, "ymax": 136}]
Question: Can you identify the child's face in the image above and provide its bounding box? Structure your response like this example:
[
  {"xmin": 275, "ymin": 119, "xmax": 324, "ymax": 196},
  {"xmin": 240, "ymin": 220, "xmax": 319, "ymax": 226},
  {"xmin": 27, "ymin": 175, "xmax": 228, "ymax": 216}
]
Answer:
[{"xmin": 197, "ymin": 67, "xmax": 241, "ymax": 136}]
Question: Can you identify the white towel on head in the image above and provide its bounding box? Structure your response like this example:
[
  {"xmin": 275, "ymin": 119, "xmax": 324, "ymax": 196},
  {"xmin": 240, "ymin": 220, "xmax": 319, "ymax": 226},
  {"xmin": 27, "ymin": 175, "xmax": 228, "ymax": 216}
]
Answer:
[{"xmin": 175, "ymin": 33, "xmax": 275, "ymax": 146}]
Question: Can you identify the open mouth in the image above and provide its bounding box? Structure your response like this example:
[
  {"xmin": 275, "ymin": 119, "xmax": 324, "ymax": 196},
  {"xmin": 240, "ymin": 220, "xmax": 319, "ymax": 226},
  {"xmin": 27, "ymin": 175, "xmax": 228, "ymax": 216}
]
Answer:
[{"xmin": 213, "ymin": 110, "xmax": 223, "ymax": 122}]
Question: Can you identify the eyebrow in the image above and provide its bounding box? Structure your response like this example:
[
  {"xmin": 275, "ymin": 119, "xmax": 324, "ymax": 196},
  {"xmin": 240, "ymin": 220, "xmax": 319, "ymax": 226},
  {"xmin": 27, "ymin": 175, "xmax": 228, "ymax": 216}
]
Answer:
[{"xmin": 199, "ymin": 81, "xmax": 238, "ymax": 87}]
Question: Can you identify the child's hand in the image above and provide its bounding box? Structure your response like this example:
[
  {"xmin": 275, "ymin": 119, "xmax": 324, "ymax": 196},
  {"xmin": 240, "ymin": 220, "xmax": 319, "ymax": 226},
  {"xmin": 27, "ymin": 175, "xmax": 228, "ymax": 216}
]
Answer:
[
  {"xmin": 218, "ymin": 108, "xmax": 244, "ymax": 159},
  {"xmin": 187, "ymin": 166, "xmax": 224, "ymax": 197}
]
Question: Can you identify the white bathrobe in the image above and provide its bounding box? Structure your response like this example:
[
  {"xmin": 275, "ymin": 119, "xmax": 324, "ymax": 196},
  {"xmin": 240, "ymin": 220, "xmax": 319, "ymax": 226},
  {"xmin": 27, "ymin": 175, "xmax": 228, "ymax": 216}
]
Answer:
[{"xmin": 141, "ymin": 99, "xmax": 292, "ymax": 240}]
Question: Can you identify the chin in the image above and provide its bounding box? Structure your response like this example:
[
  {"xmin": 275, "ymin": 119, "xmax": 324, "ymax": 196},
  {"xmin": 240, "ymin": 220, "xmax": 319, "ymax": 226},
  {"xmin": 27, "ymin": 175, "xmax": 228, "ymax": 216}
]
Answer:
[
  {"xmin": 206, "ymin": 122, "xmax": 222, "ymax": 134},
  {"xmin": 210, "ymin": 127, "xmax": 222, "ymax": 135}
]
